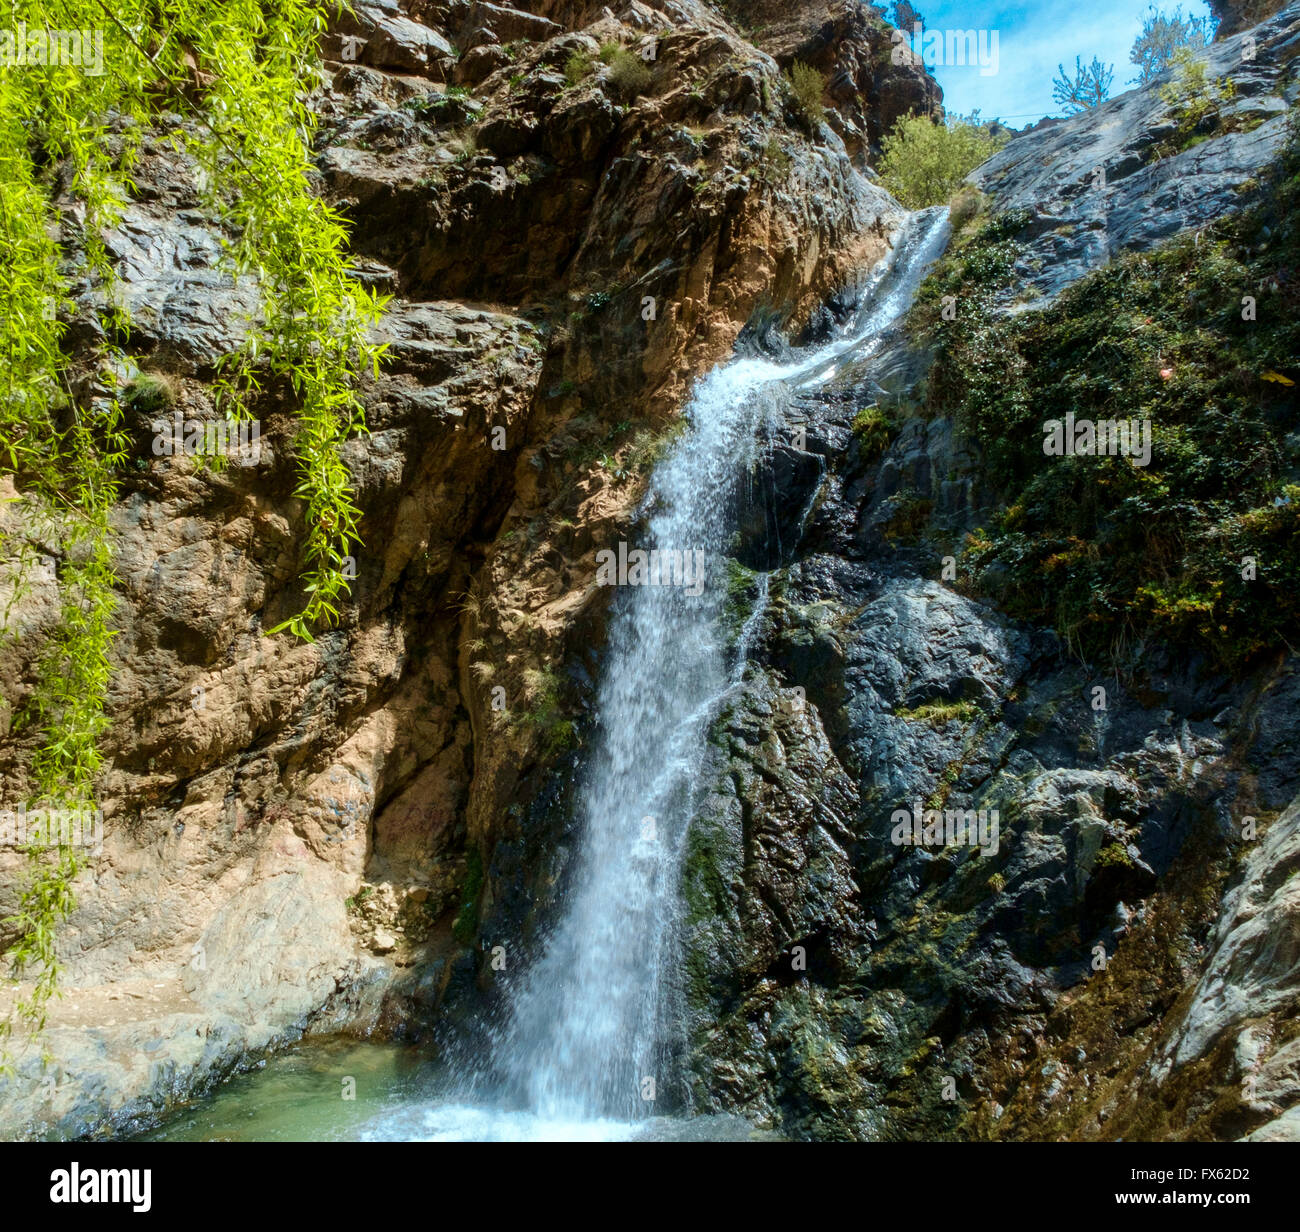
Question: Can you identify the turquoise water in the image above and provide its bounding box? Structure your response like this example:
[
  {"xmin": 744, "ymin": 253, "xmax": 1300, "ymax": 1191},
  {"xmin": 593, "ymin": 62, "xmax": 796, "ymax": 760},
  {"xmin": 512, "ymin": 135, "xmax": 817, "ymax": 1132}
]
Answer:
[
  {"xmin": 139, "ymin": 1038, "xmax": 438, "ymax": 1142},
  {"xmin": 141, "ymin": 1037, "xmax": 773, "ymax": 1141}
]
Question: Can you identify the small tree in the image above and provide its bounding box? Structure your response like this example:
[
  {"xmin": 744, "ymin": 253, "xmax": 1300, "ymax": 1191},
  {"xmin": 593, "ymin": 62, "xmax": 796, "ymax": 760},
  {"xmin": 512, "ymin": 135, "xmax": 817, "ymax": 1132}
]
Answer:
[
  {"xmin": 1130, "ymin": 5, "xmax": 1217, "ymax": 84},
  {"xmin": 1052, "ymin": 56, "xmax": 1116, "ymax": 114},
  {"xmin": 878, "ymin": 113, "xmax": 1010, "ymax": 208},
  {"xmin": 786, "ymin": 61, "xmax": 826, "ymax": 128},
  {"xmin": 1157, "ymin": 46, "xmax": 1236, "ymax": 148}
]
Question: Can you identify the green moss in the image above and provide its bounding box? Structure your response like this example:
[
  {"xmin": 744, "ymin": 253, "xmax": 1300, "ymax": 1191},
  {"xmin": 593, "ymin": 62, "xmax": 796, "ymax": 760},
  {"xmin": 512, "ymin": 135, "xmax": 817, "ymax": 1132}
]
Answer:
[
  {"xmin": 850, "ymin": 404, "xmax": 893, "ymax": 460},
  {"xmin": 452, "ymin": 850, "xmax": 484, "ymax": 945},
  {"xmin": 895, "ymin": 698, "xmax": 981, "ymax": 726},
  {"xmin": 1094, "ymin": 841, "xmax": 1135, "ymax": 870},
  {"xmin": 722, "ymin": 558, "xmax": 761, "ymax": 640},
  {"xmin": 681, "ymin": 815, "xmax": 730, "ymax": 927}
]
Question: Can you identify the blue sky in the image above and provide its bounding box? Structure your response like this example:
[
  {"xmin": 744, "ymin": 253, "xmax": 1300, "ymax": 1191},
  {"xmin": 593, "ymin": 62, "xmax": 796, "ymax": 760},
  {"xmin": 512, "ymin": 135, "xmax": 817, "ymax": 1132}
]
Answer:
[{"xmin": 898, "ymin": 1, "xmax": 1219, "ymax": 124}]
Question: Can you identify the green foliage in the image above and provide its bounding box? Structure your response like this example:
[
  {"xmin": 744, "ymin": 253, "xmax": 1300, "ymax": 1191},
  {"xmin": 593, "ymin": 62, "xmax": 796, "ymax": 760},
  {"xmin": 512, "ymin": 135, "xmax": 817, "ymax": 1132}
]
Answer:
[
  {"xmin": 1094, "ymin": 841, "xmax": 1136, "ymax": 870},
  {"xmin": 948, "ymin": 184, "xmax": 987, "ymax": 232},
  {"xmin": 1052, "ymin": 56, "xmax": 1115, "ymax": 113},
  {"xmin": 1156, "ymin": 47, "xmax": 1236, "ymax": 154},
  {"xmin": 785, "ymin": 60, "xmax": 825, "ymax": 128},
  {"xmin": 920, "ymin": 110, "xmax": 1300, "ymax": 670},
  {"xmin": 124, "ymin": 371, "xmax": 181, "ymax": 414},
  {"xmin": 517, "ymin": 666, "xmax": 577, "ymax": 756},
  {"xmin": 878, "ymin": 114, "xmax": 1009, "ymax": 209},
  {"xmin": 0, "ymin": 0, "xmax": 385, "ymax": 1049},
  {"xmin": 605, "ymin": 47, "xmax": 652, "ymax": 100},
  {"xmin": 1130, "ymin": 5, "xmax": 1216, "ymax": 85},
  {"xmin": 851, "ymin": 404, "xmax": 893, "ymax": 459},
  {"xmin": 451, "ymin": 850, "xmax": 484, "ymax": 945},
  {"xmin": 564, "ymin": 49, "xmax": 594, "ymax": 86},
  {"xmin": 759, "ymin": 136, "xmax": 792, "ymax": 184},
  {"xmin": 895, "ymin": 698, "xmax": 980, "ymax": 726},
  {"xmin": 721, "ymin": 557, "xmax": 761, "ymax": 639}
]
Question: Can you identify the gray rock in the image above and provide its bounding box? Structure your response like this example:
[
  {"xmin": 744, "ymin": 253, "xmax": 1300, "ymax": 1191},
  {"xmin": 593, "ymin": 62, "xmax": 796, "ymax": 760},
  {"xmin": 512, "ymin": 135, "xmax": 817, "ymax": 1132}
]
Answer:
[{"xmin": 972, "ymin": 4, "xmax": 1300, "ymax": 299}]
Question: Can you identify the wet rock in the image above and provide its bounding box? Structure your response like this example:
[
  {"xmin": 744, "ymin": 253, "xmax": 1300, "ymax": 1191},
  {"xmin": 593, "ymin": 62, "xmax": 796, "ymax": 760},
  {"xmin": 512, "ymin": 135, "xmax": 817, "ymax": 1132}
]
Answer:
[{"xmin": 1154, "ymin": 791, "xmax": 1300, "ymax": 1077}]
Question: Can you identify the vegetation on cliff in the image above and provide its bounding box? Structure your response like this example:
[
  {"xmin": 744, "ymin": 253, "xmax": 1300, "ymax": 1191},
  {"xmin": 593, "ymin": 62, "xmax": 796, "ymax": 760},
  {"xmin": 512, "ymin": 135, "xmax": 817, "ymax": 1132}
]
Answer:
[
  {"xmin": 0, "ymin": 0, "xmax": 382, "ymax": 1046},
  {"xmin": 915, "ymin": 108, "xmax": 1300, "ymax": 670}
]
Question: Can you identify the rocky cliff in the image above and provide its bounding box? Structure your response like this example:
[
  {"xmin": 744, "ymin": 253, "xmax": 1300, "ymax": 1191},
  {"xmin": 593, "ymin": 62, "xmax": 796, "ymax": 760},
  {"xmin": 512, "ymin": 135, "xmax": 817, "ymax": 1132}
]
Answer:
[
  {"xmin": 0, "ymin": 0, "xmax": 926, "ymax": 1137},
  {"xmin": 673, "ymin": 3, "xmax": 1300, "ymax": 1140},
  {"xmin": 1212, "ymin": 0, "xmax": 1291, "ymax": 37},
  {"xmin": 2, "ymin": 0, "xmax": 1298, "ymax": 1144}
]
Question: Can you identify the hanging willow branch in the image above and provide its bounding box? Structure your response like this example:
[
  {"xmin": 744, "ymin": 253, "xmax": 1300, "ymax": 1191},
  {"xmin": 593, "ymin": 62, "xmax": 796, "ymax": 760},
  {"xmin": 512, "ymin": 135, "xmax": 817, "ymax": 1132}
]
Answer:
[{"xmin": 0, "ymin": 0, "xmax": 386, "ymax": 1048}]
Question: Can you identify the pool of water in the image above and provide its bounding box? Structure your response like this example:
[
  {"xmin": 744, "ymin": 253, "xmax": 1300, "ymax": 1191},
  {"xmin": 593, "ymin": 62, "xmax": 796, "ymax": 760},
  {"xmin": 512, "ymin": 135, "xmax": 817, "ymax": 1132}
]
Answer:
[{"xmin": 140, "ymin": 1038, "xmax": 773, "ymax": 1142}]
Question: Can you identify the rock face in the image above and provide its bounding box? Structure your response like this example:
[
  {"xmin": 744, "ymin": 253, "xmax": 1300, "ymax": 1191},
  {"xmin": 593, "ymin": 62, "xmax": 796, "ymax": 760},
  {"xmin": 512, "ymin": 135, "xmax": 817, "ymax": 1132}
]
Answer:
[
  {"xmin": 972, "ymin": 5, "xmax": 1300, "ymax": 298},
  {"xmin": 673, "ymin": 4, "xmax": 1300, "ymax": 1140},
  {"xmin": 723, "ymin": 0, "xmax": 942, "ymax": 160},
  {"xmin": 3, "ymin": 0, "xmax": 1298, "ymax": 1144},
  {"xmin": 1147, "ymin": 791, "xmax": 1300, "ymax": 1141},
  {"xmin": 0, "ymin": 0, "xmax": 921, "ymax": 1137},
  {"xmin": 1212, "ymin": 0, "xmax": 1293, "ymax": 37},
  {"xmin": 679, "ymin": 423, "xmax": 1294, "ymax": 1136}
]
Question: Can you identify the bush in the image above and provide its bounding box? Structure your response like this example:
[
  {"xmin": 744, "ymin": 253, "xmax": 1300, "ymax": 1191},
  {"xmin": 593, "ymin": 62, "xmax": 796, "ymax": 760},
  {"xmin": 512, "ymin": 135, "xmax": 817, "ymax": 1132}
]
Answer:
[
  {"xmin": 878, "ymin": 114, "xmax": 1010, "ymax": 208},
  {"xmin": 606, "ymin": 47, "xmax": 652, "ymax": 99},
  {"xmin": 124, "ymin": 371, "xmax": 180, "ymax": 413},
  {"xmin": 759, "ymin": 135, "xmax": 792, "ymax": 184},
  {"xmin": 1157, "ymin": 47, "xmax": 1235, "ymax": 152},
  {"xmin": 564, "ymin": 49, "xmax": 594, "ymax": 86},
  {"xmin": 948, "ymin": 184, "xmax": 986, "ymax": 232},
  {"xmin": 851, "ymin": 404, "xmax": 893, "ymax": 459},
  {"xmin": 785, "ymin": 60, "xmax": 825, "ymax": 127}
]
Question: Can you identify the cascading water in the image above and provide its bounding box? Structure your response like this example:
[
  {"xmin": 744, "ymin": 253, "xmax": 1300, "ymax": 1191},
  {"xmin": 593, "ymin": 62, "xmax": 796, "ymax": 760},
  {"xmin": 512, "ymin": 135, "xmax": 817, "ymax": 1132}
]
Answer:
[
  {"xmin": 425, "ymin": 206, "xmax": 953, "ymax": 1138},
  {"xmin": 149, "ymin": 207, "xmax": 951, "ymax": 1144},
  {"xmin": 489, "ymin": 346, "xmax": 786, "ymax": 1124}
]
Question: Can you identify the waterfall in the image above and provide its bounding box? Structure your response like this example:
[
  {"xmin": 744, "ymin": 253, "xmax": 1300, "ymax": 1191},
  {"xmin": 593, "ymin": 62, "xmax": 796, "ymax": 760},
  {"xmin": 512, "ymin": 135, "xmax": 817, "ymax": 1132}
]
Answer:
[
  {"xmin": 364, "ymin": 206, "xmax": 951, "ymax": 1141},
  {"xmin": 494, "ymin": 350, "xmax": 788, "ymax": 1122}
]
